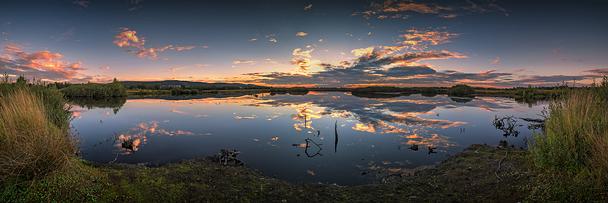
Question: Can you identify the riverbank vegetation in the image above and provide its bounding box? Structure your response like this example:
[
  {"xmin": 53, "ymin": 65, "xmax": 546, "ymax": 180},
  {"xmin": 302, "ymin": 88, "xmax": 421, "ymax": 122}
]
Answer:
[
  {"xmin": 528, "ymin": 76, "xmax": 608, "ymax": 201},
  {"xmin": 59, "ymin": 79, "xmax": 127, "ymax": 98}
]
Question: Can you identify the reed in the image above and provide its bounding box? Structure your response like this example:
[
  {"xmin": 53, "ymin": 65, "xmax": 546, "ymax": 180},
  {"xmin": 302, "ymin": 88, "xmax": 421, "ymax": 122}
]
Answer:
[{"xmin": 529, "ymin": 78, "xmax": 608, "ymax": 200}]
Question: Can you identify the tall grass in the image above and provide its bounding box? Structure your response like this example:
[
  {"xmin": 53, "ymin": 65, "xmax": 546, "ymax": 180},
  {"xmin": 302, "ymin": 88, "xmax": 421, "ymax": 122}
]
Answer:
[
  {"xmin": 529, "ymin": 77, "xmax": 608, "ymax": 200},
  {"xmin": 0, "ymin": 88, "xmax": 75, "ymax": 181}
]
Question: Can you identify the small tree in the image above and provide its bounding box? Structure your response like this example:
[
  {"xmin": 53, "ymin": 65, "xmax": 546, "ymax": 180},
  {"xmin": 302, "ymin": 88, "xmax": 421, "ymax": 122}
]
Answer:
[{"xmin": 15, "ymin": 75, "xmax": 27, "ymax": 86}]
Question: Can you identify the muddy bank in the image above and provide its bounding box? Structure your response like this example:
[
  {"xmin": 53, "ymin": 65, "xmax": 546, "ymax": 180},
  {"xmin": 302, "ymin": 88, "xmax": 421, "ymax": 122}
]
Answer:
[{"xmin": 97, "ymin": 144, "xmax": 535, "ymax": 202}]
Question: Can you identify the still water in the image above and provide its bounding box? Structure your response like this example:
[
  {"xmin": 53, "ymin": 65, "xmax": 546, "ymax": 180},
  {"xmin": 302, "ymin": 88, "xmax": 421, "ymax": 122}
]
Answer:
[{"xmin": 71, "ymin": 92, "xmax": 545, "ymax": 185}]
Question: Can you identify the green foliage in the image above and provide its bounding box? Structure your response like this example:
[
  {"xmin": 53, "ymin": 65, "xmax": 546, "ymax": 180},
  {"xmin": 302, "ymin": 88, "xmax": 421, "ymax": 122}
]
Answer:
[
  {"xmin": 15, "ymin": 76, "xmax": 27, "ymax": 86},
  {"xmin": 528, "ymin": 77, "xmax": 608, "ymax": 200},
  {"xmin": 61, "ymin": 79, "xmax": 127, "ymax": 98}
]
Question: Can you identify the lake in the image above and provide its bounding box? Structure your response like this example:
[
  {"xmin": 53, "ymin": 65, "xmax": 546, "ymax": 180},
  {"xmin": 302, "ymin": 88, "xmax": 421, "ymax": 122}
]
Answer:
[{"xmin": 70, "ymin": 92, "xmax": 546, "ymax": 185}]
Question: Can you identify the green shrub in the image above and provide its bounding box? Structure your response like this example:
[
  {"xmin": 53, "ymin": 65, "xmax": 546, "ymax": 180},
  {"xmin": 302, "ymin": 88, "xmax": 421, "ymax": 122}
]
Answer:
[
  {"xmin": 61, "ymin": 80, "xmax": 127, "ymax": 98},
  {"xmin": 529, "ymin": 79, "xmax": 608, "ymax": 200},
  {"xmin": 447, "ymin": 84, "xmax": 475, "ymax": 96}
]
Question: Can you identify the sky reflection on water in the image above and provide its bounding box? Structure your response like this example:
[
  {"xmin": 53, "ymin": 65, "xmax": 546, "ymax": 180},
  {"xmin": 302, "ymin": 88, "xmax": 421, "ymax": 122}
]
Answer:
[{"xmin": 71, "ymin": 92, "xmax": 545, "ymax": 185}]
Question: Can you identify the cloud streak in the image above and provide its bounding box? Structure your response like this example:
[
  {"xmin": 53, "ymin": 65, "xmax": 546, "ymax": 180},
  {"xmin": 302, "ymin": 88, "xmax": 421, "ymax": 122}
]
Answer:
[{"xmin": 354, "ymin": 0, "xmax": 508, "ymax": 20}]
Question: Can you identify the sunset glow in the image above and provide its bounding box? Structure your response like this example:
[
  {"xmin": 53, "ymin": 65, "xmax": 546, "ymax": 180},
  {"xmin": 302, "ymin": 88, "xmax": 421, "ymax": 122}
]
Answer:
[{"xmin": 1, "ymin": 0, "xmax": 606, "ymax": 87}]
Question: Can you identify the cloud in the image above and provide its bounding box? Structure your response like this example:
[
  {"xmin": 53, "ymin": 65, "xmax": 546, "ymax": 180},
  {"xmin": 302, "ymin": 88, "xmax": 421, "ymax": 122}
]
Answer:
[
  {"xmin": 172, "ymin": 45, "xmax": 196, "ymax": 51},
  {"xmin": 233, "ymin": 60, "xmax": 256, "ymax": 65},
  {"xmin": 113, "ymin": 28, "xmax": 199, "ymax": 59},
  {"xmin": 382, "ymin": 2, "xmax": 448, "ymax": 14},
  {"xmin": 585, "ymin": 68, "xmax": 608, "ymax": 75},
  {"xmin": 351, "ymin": 47, "xmax": 375, "ymax": 57},
  {"xmin": 291, "ymin": 47, "xmax": 314, "ymax": 71},
  {"xmin": 72, "ymin": 0, "xmax": 90, "ymax": 8},
  {"xmin": 400, "ymin": 28, "xmax": 458, "ymax": 50},
  {"xmin": 304, "ymin": 4, "xmax": 312, "ymax": 11},
  {"xmin": 245, "ymin": 49, "xmax": 466, "ymax": 86},
  {"xmin": 491, "ymin": 56, "xmax": 500, "ymax": 65},
  {"xmin": 296, "ymin": 31, "xmax": 308, "ymax": 37},
  {"xmin": 266, "ymin": 34, "xmax": 278, "ymax": 43},
  {"xmin": 0, "ymin": 43, "xmax": 85, "ymax": 81},
  {"xmin": 127, "ymin": 0, "xmax": 144, "ymax": 11},
  {"xmin": 242, "ymin": 30, "xmax": 467, "ymax": 86},
  {"xmin": 114, "ymin": 28, "xmax": 144, "ymax": 49},
  {"xmin": 354, "ymin": 0, "xmax": 508, "ymax": 20}
]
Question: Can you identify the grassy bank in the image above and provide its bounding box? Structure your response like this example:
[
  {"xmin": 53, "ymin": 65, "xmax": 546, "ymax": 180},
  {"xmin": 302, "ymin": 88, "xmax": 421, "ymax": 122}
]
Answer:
[{"xmin": 527, "ymin": 77, "xmax": 608, "ymax": 201}]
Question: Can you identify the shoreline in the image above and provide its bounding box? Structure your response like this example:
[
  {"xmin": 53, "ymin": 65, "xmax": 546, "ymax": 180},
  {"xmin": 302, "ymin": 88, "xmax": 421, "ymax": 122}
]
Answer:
[{"xmin": 83, "ymin": 144, "xmax": 535, "ymax": 202}]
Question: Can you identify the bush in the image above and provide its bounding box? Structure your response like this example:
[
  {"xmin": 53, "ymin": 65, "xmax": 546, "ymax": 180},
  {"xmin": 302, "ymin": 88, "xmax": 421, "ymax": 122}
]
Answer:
[
  {"xmin": 0, "ymin": 88, "xmax": 75, "ymax": 181},
  {"xmin": 61, "ymin": 81, "xmax": 127, "ymax": 98},
  {"xmin": 447, "ymin": 84, "xmax": 475, "ymax": 96},
  {"xmin": 529, "ymin": 84, "xmax": 608, "ymax": 200}
]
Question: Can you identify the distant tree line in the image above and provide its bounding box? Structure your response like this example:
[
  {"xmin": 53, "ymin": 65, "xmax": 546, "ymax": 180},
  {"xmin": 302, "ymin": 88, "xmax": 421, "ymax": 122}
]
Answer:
[{"xmin": 59, "ymin": 78, "xmax": 127, "ymax": 98}]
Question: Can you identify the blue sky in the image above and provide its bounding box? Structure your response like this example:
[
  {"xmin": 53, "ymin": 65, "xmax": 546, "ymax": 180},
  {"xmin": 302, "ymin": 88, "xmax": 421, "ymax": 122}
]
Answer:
[{"xmin": 1, "ymin": 0, "xmax": 607, "ymax": 87}]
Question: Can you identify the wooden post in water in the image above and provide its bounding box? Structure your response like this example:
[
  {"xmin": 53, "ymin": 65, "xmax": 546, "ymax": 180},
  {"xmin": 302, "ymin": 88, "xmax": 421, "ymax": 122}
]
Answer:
[{"xmin": 334, "ymin": 120, "xmax": 338, "ymax": 153}]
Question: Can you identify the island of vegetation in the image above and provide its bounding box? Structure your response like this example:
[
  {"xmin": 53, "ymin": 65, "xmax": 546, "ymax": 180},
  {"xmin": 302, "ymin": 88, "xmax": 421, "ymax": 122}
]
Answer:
[{"xmin": 1, "ymin": 75, "xmax": 607, "ymax": 201}]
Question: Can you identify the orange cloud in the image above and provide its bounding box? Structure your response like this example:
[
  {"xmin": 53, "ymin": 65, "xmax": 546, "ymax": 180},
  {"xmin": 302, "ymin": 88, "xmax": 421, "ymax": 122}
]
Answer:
[
  {"xmin": 401, "ymin": 29, "xmax": 458, "ymax": 50},
  {"xmin": 383, "ymin": 2, "xmax": 445, "ymax": 14},
  {"xmin": 0, "ymin": 43, "xmax": 85, "ymax": 81},
  {"xmin": 296, "ymin": 31, "xmax": 308, "ymax": 37},
  {"xmin": 113, "ymin": 28, "xmax": 199, "ymax": 59}
]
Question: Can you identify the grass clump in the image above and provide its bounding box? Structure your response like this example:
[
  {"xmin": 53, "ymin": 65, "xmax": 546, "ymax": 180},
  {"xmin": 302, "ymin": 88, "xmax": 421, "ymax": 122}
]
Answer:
[
  {"xmin": 529, "ymin": 78, "xmax": 608, "ymax": 201},
  {"xmin": 0, "ymin": 88, "xmax": 75, "ymax": 181}
]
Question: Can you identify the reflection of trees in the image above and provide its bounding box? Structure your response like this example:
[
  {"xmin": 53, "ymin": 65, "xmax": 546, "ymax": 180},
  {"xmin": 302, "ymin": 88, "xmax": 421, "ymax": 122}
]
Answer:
[{"xmin": 68, "ymin": 97, "xmax": 126, "ymax": 114}]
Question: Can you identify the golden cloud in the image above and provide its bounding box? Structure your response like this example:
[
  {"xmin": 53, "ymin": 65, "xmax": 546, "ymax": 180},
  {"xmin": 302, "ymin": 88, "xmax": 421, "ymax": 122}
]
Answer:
[
  {"xmin": 291, "ymin": 47, "xmax": 314, "ymax": 71},
  {"xmin": 296, "ymin": 31, "xmax": 308, "ymax": 37}
]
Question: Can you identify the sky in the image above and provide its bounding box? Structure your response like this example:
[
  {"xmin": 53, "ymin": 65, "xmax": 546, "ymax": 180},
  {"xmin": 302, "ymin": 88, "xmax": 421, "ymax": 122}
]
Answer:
[{"xmin": 1, "ymin": 0, "xmax": 607, "ymax": 87}]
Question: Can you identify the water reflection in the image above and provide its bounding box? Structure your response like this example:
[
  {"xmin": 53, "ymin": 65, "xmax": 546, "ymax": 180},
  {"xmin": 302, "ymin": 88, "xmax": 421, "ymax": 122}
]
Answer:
[
  {"xmin": 71, "ymin": 92, "xmax": 546, "ymax": 185},
  {"xmin": 68, "ymin": 97, "xmax": 126, "ymax": 114}
]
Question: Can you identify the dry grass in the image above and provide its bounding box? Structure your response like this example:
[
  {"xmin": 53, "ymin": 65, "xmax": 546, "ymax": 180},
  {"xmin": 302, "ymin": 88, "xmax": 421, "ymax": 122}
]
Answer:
[
  {"xmin": 0, "ymin": 88, "xmax": 75, "ymax": 181},
  {"xmin": 530, "ymin": 89, "xmax": 608, "ymax": 200}
]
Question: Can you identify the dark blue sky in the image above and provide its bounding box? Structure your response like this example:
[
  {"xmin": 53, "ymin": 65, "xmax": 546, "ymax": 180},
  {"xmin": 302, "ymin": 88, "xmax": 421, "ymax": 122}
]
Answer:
[{"xmin": 1, "ymin": 0, "xmax": 607, "ymax": 87}]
